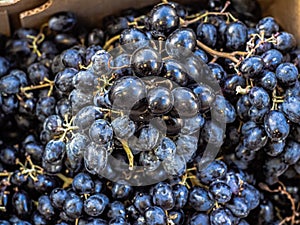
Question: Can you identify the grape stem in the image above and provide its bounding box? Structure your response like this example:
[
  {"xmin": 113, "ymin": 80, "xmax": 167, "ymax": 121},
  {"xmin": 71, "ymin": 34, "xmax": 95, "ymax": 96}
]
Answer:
[
  {"xmin": 120, "ymin": 139, "xmax": 134, "ymax": 171},
  {"xmin": 56, "ymin": 173, "xmax": 73, "ymax": 188},
  {"xmin": 196, "ymin": 40, "xmax": 247, "ymax": 64},
  {"xmin": 103, "ymin": 35, "xmax": 121, "ymax": 50},
  {"xmin": 259, "ymin": 182, "xmax": 300, "ymax": 225},
  {"xmin": 20, "ymin": 78, "xmax": 54, "ymax": 97}
]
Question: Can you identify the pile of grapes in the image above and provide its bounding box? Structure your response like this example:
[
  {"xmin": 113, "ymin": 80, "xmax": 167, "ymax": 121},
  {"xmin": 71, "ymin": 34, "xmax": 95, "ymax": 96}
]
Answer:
[{"xmin": 0, "ymin": 0, "xmax": 300, "ymax": 224}]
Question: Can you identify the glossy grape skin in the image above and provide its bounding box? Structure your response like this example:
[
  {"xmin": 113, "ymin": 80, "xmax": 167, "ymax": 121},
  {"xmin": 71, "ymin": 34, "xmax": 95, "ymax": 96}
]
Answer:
[
  {"xmin": 42, "ymin": 140, "xmax": 65, "ymax": 173},
  {"xmin": 172, "ymin": 184, "xmax": 188, "ymax": 210},
  {"xmin": 84, "ymin": 194, "xmax": 109, "ymax": 217},
  {"xmin": 202, "ymin": 120, "xmax": 225, "ymax": 147},
  {"xmin": 223, "ymin": 74, "xmax": 246, "ymax": 96},
  {"xmin": 236, "ymin": 95, "xmax": 251, "ymax": 121},
  {"xmin": 35, "ymin": 96, "xmax": 56, "ymax": 122},
  {"xmin": 210, "ymin": 207, "xmax": 236, "ymax": 225},
  {"xmin": 212, "ymin": 95, "xmax": 236, "ymax": 123},
  {"xmin": 189, "ymin": 187, "xmax": 214, "ymax": 212},
  {"xmin": 61, "ymin": 48, "xmax": 83, "ymax": 70},
  {"xmin": 227, "ymin": 196, "xmax": 250, "ymax": 218},
  {"xmin": 133, "ymin": 192, "xmax": 152, "ymax": 214},
  {"xmin": 89, "ymin": 119, "xmax": 113, "ymax": 144},
  {"xmin": 262, "ymin": 49, "xmax": 283, "ymax": 71},
  {"xmin": 54, "ymin": 68, "xmax": 77, "ymax": 94},
  {"xmin": 166, "ymin": 28, "xmax": 196, "ymax": 58},
  {"xmin": 144, "ymin": 206, "xmax": 167, "ymax": 225},
  {"xmin": 109, "ymin": 76, "xmax": 146, "ymax": 110},
  {"xmin": 161, "ymin": 59, "xmax": 188, "ymax": 86},
  {"xmin": 209, "ymin": 181, "xmax": 232, "ymax": 204},
  {"xmin": 282, "ymin": 95, "xmax": 300, "ymax": 123},
  {"xmin": 258, "ymin": 70, "xmax": 277, "ymax": 91},
  {"xmin": 12, "ymin": 190, "xmax": 32, "ymax": 218},
  {"xmin": 264, "ymin": 110, "xmax": 290, "ymax": 141},
  {"xmin": 119, "ymin": 28, "xmax": 150, "ymax": 53},
  {"xmin": 111, "ymin": 182, "xmax": 132, "ymax": 200},
  {"xmin": 256, "ymin": 17, "xmax": 279, "ymax": 37},
  {"xmin": 37, "ymin": 195, "xmax": 56, "ymax": 220},
  {"xmin": 248, "ymin": 87, "xmax": 270, "ymax": 109},
  {"xmin": 152, "ymin": 182, "xmax": 175, "ymax": 210},
  {"xmin": 111, "ymin": 115, "xmax": 136, "ymax": 140},
  {"xmin": 63, "ymin": 193, "xmax": 83, "ymax": 219},
  {"xmin": 0, "ymin": 74, "xmax": 21, "ymax": 94},
  {"xmin": 84, "ymin": 142, "xmax": 108, "ymax": 175},
  {"xmin": 0, "ymin": 56, "xmax": 10, "ymax": 77},
  {"xmin": 27, "ymin": 63, "xmax": 50, "ymax": 85},
  {"xmin": 248, "ymin": 106, "xmax": 269, "ymax": 124},
  {"xmin": 207, "ymin": 63, "xmax": 228, "ymax": 86},
  {"xmin": 148, "ymin": 4, "xmax": 179, "ymax": 35},
  {"xmin": 48, "ymin": 12, "xmax": 77, "ymax": 32},
  {"xmin": 147, "ymin": 86, "xmax": 174, "ymax": 115},
  {"xmin": 243, "ymin": 125, "xmax": 268, "ymax": 151},
  {"xmin": 274, "ymin": 32, "xmax": 296, "ymax": 52},
  {"xmin": 139, "ymin": 150, "xmax": 161, "ymax": 172},
  {"xmin": 193, "ymin": 49, "xmax": 208, "ymax": 64},
  {"xmin": 197, "ymin": 160, "xmax": 227, "ymax": 184},
  {"xmin": 131, "ymin": 47, "xmax": 162, "ymax": 77},
  {"xmin": 0, "ymin": 146, "xmax": 18, "ymax": 165},
  {"xmin": 171, "ymin": 87, "xmax": 199, "ymax": 118},
  {"xmin": 282, "ymin": 140, "xmax": 300, "ymax": 165},
  {"xmin": 154, "ymin": 137, "xmax": 176, "ymax": 161},
  {"xmin": 189, "ymin": 213, "xmax": 210, "ymax": 225},
  {"xmin": 239, "ymin": 56, "xmax": 264, "ymax": 78},
  {"xmin": 225, "ymin": 21, "xmax": 248, "ymax": 51},
  {"xmin": 50, "ymin": 188, "xmax": 69, "ymax": 209},
  {"xmin": 275, "ymin": 63, "xmax": 298, "ymax": 87},
  {"xmin": 196, "ymin": 22, "xmax": 217, "ymax": 48}
]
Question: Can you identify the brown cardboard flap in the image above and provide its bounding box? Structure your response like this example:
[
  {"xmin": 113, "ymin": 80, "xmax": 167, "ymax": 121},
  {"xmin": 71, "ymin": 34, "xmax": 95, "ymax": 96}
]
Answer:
[
  {"xmin": 259, "ymin": 0, "xmax": 300, "ymax": 45},
  {"xmin": 19, "ymin": 0, "xmax": 196, "ymax": 29},
  {"xmin": 0, "ymin": 10, "xmax": 10, "ymax": 35},
  {"xmin": 0, "ymin": 0, "xmax": 47, "ymax": 35},
  {"xmin": 1, "ymin": 0, "xmax": 300, "ymax": 45}
]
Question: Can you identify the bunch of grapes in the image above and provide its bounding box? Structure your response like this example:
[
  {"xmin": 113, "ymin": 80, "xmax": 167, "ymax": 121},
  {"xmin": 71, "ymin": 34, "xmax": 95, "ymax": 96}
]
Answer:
[{"xmin": 0, "ymin": 0, "xmax": 300, "ymax": 224}]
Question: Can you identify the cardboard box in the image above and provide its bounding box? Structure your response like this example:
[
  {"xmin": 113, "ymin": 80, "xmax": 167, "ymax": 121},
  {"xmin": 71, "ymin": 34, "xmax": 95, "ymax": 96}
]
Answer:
[{"xmin": 0, "ymin": 0, "xmax": 299, "ymax": 46}]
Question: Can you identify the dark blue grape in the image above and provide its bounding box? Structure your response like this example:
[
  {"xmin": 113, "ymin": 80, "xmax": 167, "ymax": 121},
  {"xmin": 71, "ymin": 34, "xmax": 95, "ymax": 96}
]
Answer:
[
  {"xmin": 152, "ymin": 182, "xmax": 175, "ymax": 210},
  {"xmin": 144, "ymin": 206, "xmax": 167, "ymax": 225},
  {"xmin": 166, "ymin": 28, "xmax": 196, "ymax": 58},
  {"xmin": 262, "ymin": 49, "xmax": 283, "ymax": 71},
  {"xmin": 274, "ymin": 32, "xmax": 296, "ymax": 52},
  {"xmin": 209, "ymin": 181, "xmax": 232, "ymax": 204},
  {"xmin": 48, "ymin": 12, "xmax": 77, "ymax": 32},
  {"xmin": 154, "ymin": 137, "xmax": 176, "ymax": 161},
  {"xmin": 248, "ymin": 87, "xmax": 270, "ymax": 109},
  {"xmin": 189, "ymin": 187, "xmax": 214, "ymax": 212},
  {"xmin": 72, "ymin": 172, "xmax": 95, "ymax": 194},
  {"xmin": 197, "ymin": 160, "xmax": 227, "ymax": 184},
  {"xmin": 210, "ymin": 207, "xmax": 236, "ymax": 225},
  {"xmin": 149, "ymin": 4, "xmax": 179, "ymax": 35},
  {"xmin": 120, "ymin": 28, "xmax": 150, "ymax": 53},
  {"xmin": 133, "ymin": 192, "xmax": 152, "ymax": 214},
  {"xmin": 282, "ymin": 140, "xmax": 300, "ymax": 165},
  {"xmin": 282, "ymin": 95, "xmax": 300, "ymax": 123},
  {"xmin": 84, "ymin": 194, "xmax": 109, "ymax": 217},
  {"xmin": 50, "ymin": 188, "xmax": 69, "ymax": 209},
  {"xmin": 63, "ymin": 193, "xmax": 83, "ymax": 219},
  {"xmin": 225, "ymin": 21, "xmax": 248, "ymax": 51},
  {"xmin": 264, "ymin": 110, "xmax": 290, "ymax": 141},
  {"xmin": 197, "ymin": 22, "xmax": 217, "ymax": 48},
  {"xmin": 275, "ymin": 63, "xmax": 298, "ymax": 87},
  {"xmin": 131, "ymin": 47, "xmax": 162, "ymax": 77},
  {"xmin": 256, "ymin": 17, "xmax": 279, "ymax": 37},
  {"xmin": 37, "ymin": 195, "xmax": 56, "ymax": 220},
  {"xmin": 239, "ymin": 56, "xmax": 264, "ymax": 78},
  {"xmin": 227, "ymin": 196, "xmax": 250, "ymax": 218}
]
